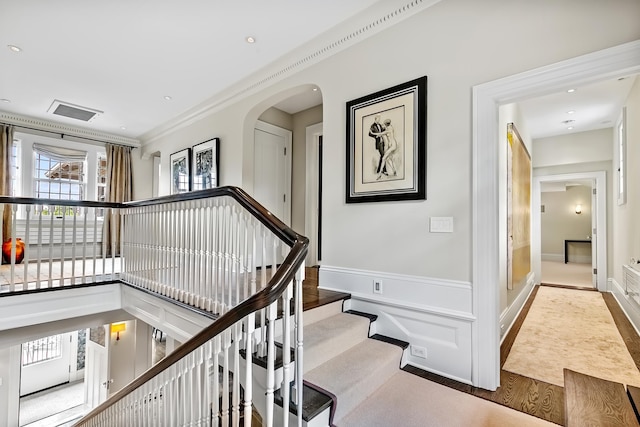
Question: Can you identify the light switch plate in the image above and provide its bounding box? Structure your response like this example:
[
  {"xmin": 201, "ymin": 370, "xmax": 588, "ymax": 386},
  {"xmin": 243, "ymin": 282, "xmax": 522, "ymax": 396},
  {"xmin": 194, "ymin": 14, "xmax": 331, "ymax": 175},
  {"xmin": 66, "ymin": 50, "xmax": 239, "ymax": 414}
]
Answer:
[{"xmin": 430, "ymin": 217, "xmax": 453, "ymax": 233}]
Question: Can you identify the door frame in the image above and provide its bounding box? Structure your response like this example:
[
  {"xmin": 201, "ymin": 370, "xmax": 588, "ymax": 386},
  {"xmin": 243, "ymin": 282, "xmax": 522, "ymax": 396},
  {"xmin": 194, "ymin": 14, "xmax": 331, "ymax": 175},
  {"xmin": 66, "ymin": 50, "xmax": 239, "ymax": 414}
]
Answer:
[
  {"xmin": 305, "ymin": 122, "xmax": 322, "ymax": 266},
  {"xmin": 532, "ymin": 171, "xmax": 607, "ymax": 290},
  {"xmin": 472, "ymin": 39, "xmax": 640, "ymax": 390}
]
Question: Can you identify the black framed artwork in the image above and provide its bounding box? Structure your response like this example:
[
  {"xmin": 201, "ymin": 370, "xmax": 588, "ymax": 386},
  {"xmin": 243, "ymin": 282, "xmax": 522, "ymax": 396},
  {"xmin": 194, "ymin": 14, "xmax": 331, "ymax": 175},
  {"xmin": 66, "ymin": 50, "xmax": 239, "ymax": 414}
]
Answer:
[
  {"xmin": 169, "ymin": 148, "xmax": 191, "ymax": 194},
  {"xmin": 191, "ymin": 138, "xmax": 219, "ymax": 191},
  {"xmin": 346, "ymin": 76, "xmax": 427, "ymax": 203}
]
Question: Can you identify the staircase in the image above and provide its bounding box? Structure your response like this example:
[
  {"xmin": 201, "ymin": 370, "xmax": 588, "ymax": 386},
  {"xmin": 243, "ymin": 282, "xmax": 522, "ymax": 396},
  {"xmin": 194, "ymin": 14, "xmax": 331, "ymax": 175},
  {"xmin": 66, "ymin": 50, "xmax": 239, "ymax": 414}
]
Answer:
[{"xmin": 274, "ymin": 299, "xmax": 409, "ymax": 426}]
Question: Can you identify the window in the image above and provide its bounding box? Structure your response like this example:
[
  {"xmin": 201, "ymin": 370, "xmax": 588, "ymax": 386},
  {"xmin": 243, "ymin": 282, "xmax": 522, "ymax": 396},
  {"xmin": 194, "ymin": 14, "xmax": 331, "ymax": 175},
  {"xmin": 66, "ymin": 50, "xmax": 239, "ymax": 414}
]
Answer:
[
  {"xmin": 34, "ymin": 152, "xmax": 85, "ymax": 201},
  {"xmin": 10, "ymin": 140, "xmax": 19, "ymax": 197},
  {"xmin": 22, "ymin": 334, "xmax": 63, "ymax": 366},
  {"xmin": 616, "ymin": 107, "xmax": 627, "ymax": 205},
  {"xmin": 97, "ymin": 153, "xmax": 107, "ymax": 203},
  {"xmin": 32, "ymin": 143, "xmax": 87, "ymax": 217}
]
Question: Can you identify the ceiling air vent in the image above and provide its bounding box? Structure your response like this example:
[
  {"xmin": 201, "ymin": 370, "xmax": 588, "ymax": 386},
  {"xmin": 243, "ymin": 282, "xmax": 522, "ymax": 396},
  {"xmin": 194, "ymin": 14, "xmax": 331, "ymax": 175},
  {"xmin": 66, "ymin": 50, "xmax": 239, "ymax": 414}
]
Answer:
[{"xmin": 47, "ymin": 100, "xmax": 103, "ymax": 122}]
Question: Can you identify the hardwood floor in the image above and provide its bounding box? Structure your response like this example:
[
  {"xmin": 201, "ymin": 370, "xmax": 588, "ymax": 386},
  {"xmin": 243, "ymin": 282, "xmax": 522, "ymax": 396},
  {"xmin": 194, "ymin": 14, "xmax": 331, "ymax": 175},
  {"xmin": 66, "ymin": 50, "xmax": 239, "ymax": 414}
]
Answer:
[{"xmin": 302, "ymin": 274, "xmax": 640, "ymax": 426}]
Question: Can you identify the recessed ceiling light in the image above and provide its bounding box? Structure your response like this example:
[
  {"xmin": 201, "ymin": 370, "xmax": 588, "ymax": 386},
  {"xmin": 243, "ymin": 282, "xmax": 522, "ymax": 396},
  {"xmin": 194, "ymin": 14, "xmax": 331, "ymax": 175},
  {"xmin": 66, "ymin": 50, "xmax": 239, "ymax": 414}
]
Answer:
[
  {"xmin": 120, "ymin": 126, "xmax": 126, "ymax": 130},
  {"xmin": 312, "ymin": 87, "xmax": 318, "ymax": 92},
  {"xmin": 246, "ymin": 36, "xmax": 256, "ymax": 44},
  {"xmin": 567, "ymin": 126, "xmax": 574, "ymax": 130},
  {"xmin": 0, "ymin": 98, "xmax": 10, "ymax": 103},
  {"xmin": 7, "ymin": 45, "xmax": 21, "ymax": 53},
  {"xmin": 567, "ymin": 110, "xmax": 575, "ymax": 114},
  {"xmin": 164, "ymin": 95, "xmax": 172, "ymax": 101},
  {"xmin": 567, "ymin": 88, "xmax": 576, "ymax": 93}
]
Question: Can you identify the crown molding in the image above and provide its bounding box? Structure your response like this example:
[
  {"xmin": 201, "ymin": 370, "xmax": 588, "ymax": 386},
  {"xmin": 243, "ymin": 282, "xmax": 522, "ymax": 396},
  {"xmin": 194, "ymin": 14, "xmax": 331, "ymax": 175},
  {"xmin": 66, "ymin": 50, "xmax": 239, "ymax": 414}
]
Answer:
[
  {"xmin": 0, "ymin": 111, "xmax": 140, "ymax": 148},
  {"xmin": 140, "ymin": 0, "xmax": 441, "ymax": 146}
]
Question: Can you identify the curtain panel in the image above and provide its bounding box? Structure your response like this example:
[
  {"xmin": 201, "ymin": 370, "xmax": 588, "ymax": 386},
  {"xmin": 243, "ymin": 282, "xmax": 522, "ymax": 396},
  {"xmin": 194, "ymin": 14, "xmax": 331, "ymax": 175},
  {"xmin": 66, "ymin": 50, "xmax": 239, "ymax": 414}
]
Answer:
[
  {"xmin": 0, "ymin": 125, "xmax": 14, "ymax": 241},
  {"xmin": 104, "ymin": 144, "xmax": 133, "ymax": 256}
]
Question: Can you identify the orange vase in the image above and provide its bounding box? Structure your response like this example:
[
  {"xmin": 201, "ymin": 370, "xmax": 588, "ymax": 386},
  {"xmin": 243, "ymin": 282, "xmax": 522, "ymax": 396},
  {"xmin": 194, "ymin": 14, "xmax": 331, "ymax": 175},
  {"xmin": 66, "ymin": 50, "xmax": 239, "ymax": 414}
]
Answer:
[{"xmin": 2, "ymin": 238, "xmax": 25, "ymax": 264}]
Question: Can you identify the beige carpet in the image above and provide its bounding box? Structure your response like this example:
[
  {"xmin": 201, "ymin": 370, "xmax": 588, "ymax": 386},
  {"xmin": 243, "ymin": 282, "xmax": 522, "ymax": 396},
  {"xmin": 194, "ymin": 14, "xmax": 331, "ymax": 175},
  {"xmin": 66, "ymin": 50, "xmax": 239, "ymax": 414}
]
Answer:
[
  {"xmin": 339, "ymin": 371, "xmax": 555, "ymax": 427},
  {"xmin": 541, "ymin": 260, "xmax": 592, "ymax": 287},
  {"xmin": 503, "ymin": 286, "xmax": 640, "ymax": 387}
]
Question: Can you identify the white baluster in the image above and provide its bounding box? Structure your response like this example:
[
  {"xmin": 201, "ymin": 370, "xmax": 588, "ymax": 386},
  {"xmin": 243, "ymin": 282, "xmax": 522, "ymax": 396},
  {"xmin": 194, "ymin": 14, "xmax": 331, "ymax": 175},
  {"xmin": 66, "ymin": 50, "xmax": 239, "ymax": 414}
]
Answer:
[
  {"xmin": 265, "ymin": 301, "xmax": 277, "ymax": 427},
  {"xmin": 82, "ymin": 207, "xmax": 88, "ymax": 282},
  {"xmin": 9, "ymin": 204, "xmax": 17, "ymax": 291},
  {"xmin": 92, "ymin": 207, "xmax": 98, "ymax": 282},
  {"xmin": 23, "ymin": 205, "xmax": 31, "ymax": 289},
  {"xmin": 282, "ymin": 280, "xmax": 293, "ymax": 427},
  {"xmin": 48, "ymin": 205, "xmax": 54, "ymax": 288},
  {"xmin": 244, "ymin": 310, "xmax": 255, "ymax": 427},
  {"xmin": 71, "ymin": 207, "xmax": 78, "ymax": 285},
  {"xmin": 294, "ymin": 263, "xmax": 305, "ymax": 427},
  {"xmin": 36, "ymin": 205, "xmax": 43, "ymax": 289},
  {"xmin": 232, "ymin": 322, "xmax": 240, "ymax": 425}
]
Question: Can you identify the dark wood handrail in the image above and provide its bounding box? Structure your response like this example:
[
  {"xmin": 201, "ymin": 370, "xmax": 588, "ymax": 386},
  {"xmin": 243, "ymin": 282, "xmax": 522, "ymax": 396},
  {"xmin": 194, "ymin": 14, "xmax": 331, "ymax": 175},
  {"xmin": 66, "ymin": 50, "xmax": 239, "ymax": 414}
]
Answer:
[{"xmin": 71, "ymin": 187, "xmax": 309, "ymax": 425}]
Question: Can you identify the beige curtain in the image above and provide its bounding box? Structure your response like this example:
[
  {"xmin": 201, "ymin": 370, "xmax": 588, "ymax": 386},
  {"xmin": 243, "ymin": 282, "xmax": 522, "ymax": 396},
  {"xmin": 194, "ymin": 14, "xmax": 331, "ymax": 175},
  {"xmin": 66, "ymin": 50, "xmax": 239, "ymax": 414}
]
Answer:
[
  {"xmin": 104, "ymin": 144, "xmax": 133, "ymax": 256},
  {"xmin": 0, "ymin": 125, "xmax": 14, "ymax": 241}
]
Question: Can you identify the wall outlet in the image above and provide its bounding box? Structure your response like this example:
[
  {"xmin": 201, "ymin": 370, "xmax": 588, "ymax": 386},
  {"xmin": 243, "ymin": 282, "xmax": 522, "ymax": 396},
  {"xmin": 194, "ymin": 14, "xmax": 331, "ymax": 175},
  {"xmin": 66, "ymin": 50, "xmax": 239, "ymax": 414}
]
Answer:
[
  {"xmin": 373, "ymin": 279, "xmax": 383, "ymax": 294},
  {"xmin": 410, "ymin": 345, "xmax": 427, "ymax": 359}
]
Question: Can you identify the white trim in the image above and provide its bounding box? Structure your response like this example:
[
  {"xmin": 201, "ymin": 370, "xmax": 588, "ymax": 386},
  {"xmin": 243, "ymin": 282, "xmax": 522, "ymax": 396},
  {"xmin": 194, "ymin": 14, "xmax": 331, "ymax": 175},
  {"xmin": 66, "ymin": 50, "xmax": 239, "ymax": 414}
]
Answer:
[
  {"xmin": 532, "ymin": 171, "xmax": 607, "ymax": 291},
  {"xmin": 318, "ymin": 265, "xmax": 473, "ymax": 319},
  {"xmin": 616, "ymin": 107, "xmax": 627, "ymax": 205},
  {"xmin": 0, "ymin": 112, "xmax": 140, "ymax": 148},
  {"xmin": 499, "ymin": 274, "xmax": 535, "ymax": 342},
  {"xmin": 610, "ymin": 278, "xmax": 640, "ymax": 337},
  {"xmin": 305, "ymin": 122, "xmax": 323, "ymax": 266},
  {"xmin": 473, "ymin": 39, "xmax": 640, "ymax": 390}
]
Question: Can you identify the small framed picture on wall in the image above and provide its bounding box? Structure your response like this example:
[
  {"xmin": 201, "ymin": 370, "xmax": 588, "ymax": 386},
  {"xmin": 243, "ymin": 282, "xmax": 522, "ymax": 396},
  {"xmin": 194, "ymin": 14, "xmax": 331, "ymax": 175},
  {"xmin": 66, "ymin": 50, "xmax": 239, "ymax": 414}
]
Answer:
[
  {"xmin": 169, "ymin": 148, "xmax": 191, "ymax": 194},
  {"xmin": 191, "ymin": 138, "xmax": 220, "ymax": 190}
]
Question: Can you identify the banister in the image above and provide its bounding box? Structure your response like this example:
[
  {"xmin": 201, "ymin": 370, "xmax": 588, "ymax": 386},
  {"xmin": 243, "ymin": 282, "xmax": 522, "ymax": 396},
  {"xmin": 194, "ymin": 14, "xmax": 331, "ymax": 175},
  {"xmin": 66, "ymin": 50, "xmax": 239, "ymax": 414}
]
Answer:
[
  {"xmin": 77, "ymin": 240, "xmax": 307, "ymax": 425},
  {"xmin": 59, "ymin": 186, "xmax": 309, "ymax": 426}
]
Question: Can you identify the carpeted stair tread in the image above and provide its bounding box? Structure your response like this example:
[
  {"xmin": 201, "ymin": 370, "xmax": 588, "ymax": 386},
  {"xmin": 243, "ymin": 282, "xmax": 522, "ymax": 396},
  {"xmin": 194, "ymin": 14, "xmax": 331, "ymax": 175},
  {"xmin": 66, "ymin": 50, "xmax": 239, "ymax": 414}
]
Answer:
[
  {"xmin": 305, "ymin": 338, "xmax": 402, "ymax": 423},
  {"xmin": 297, "ymin": 312, "xmax": 371, "ymax": 373}
]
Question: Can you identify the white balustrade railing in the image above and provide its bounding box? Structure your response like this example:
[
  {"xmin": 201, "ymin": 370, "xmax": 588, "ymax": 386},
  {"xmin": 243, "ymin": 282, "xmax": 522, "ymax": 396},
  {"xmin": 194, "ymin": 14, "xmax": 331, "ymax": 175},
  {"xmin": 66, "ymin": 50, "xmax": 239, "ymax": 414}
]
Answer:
[
  {"xmin": 0, "ymin": 188, "xmax": 308, "ymax": 426},
  {"xmin": 0, "ymin": 200, "xmax": 121, "ymax": 293}
]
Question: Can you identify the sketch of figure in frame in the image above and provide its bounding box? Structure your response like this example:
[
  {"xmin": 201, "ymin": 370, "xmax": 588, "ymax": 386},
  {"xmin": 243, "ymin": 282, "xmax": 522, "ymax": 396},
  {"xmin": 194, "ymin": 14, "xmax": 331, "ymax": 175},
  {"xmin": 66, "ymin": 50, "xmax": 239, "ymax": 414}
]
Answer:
[
  {"xmin": 172, "ymin": 156, "xmax": 189, "ymax": 193},
  {"xmin": 363, "ymin": 106, "xmax": 405, "ymax": 184},
  {"xmin": 195, "ymin": 148, "xmax": 213, "ymax": 189}
]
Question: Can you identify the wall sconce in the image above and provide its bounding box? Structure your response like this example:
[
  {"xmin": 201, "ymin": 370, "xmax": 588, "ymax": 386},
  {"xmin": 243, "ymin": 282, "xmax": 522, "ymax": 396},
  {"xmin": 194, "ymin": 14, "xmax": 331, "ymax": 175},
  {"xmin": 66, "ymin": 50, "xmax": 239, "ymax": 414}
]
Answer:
[
  {"xmin": 575, "ymin": 204, "xmax": 582, "ymax": 214},
  {"xmin": 111, "ymin": 322, "xmax": 126, "ymax": 341}
]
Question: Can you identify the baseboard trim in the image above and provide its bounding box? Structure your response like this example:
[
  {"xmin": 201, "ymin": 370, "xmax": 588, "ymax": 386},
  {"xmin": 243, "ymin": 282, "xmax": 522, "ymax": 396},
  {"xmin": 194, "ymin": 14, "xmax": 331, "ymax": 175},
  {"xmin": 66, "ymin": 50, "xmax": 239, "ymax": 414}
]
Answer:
[
  {"xmin": 500, "ymin": 273, "xmax": 536, "ymax": 342},
  {"xmin": 609, "ymin": 278, "xmax": 640, "ymax": 337}
]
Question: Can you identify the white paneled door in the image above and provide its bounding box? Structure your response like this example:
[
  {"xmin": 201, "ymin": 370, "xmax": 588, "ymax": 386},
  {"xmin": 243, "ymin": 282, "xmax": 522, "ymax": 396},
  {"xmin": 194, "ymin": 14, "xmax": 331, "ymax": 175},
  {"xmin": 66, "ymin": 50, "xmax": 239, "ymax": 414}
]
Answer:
[{"xmin": 253, "ymin": 121, "xmax": 292, "ymax": 226}]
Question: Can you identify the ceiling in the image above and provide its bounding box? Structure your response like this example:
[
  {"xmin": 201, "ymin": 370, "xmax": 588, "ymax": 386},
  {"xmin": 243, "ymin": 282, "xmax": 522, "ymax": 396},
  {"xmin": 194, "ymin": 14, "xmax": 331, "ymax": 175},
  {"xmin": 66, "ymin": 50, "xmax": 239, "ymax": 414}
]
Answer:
[
  {"xmin": 518, "ymin": 74, "xmax": 636, "ymax": 140},
  {"xmin": 0, "ymin": 1, "xmax": 635, "ymax": 145},
  {"xmin": 0, "ymin": 0, "xmax": 381, "ymax": 141}
]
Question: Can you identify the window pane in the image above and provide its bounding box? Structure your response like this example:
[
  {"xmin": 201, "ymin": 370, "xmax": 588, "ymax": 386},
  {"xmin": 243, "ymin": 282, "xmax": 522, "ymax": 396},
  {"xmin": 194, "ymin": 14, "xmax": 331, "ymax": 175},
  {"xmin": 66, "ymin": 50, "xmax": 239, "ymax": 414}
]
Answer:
[
  {"xmin": 22, "ymin": 334, "xmax": 63, "ymax": 366},
  {"xmin": 33, "ymin": 151, "xmax": 86, "ymax": 208}
]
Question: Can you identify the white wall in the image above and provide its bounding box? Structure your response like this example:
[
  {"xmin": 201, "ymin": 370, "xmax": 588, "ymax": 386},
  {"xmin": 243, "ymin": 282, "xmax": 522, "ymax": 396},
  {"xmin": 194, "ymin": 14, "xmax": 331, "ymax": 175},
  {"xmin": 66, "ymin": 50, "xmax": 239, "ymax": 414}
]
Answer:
[
  {"xmin": 137, "ymin": 0, "xmax": 640, "ymax": 386},
  {"xmin": 611, "ymin": 76, "xmax": 640, "ymax": 328},
  {"xmin": 533, "ymin": 128, "xmax": 614, "ymax": 168}
]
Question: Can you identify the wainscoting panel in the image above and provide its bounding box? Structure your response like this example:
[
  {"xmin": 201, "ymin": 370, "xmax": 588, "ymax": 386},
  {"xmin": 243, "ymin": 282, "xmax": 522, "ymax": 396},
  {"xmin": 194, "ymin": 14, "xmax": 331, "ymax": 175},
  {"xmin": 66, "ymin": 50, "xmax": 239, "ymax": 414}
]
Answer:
[
  {"xmin": 610, "ymin": 277, "xmax": 640, "ymax": 333},
  {"xmin": 0, "ymin": 283, "xmax": 121, "ymax": 332},
  {"xmin": 121, "ymin": 286, "xmax": 214, "ymax": 343},
  {"xmin": 319, "ymin": 266, "xmax": 474, "ymax": 384},
  {"xmin": 499, "ymin": 272, "xmax": 535, "ymax": 340}
]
